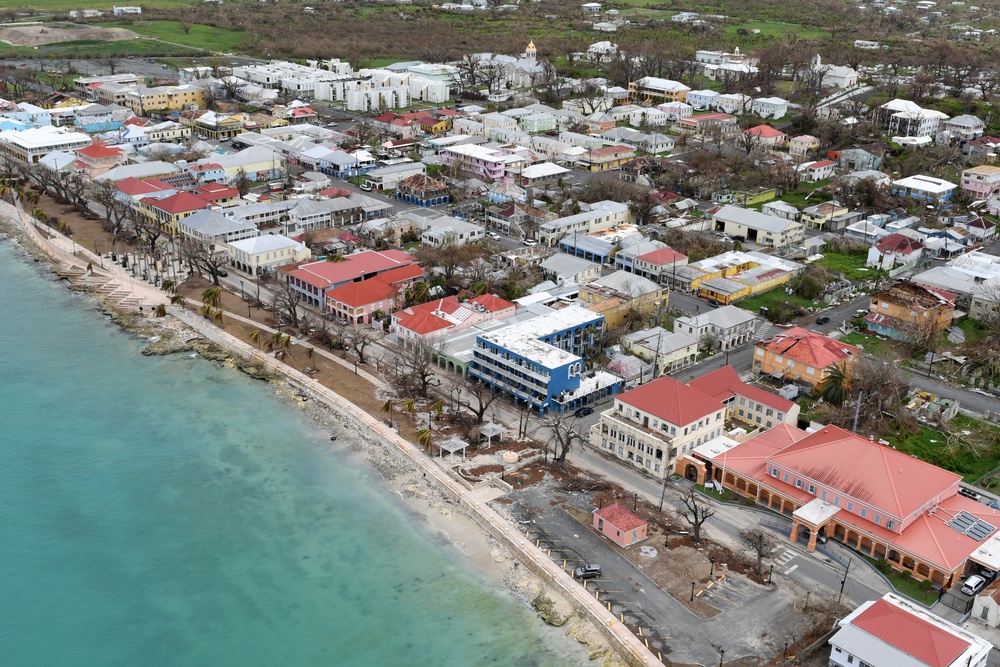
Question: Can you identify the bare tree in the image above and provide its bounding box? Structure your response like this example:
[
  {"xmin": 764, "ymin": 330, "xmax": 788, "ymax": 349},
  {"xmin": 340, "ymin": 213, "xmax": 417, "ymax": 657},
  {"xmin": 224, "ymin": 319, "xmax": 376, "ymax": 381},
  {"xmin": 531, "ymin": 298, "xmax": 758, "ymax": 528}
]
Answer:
[
  {"xmin": 344, "ymin": 325, "xmax": 377, "ymax": 365},
  {"xmin": 180, "ymin": 238, "xmax": 230, "ymax": 286},
  {"xmin": 677, "ymin": 487, "xmax": 715, "ymax": 544},
  {"xmin": 27, "ymin": 164, "xmax": 86, "ymax": 205},
  {"xmin": 457, "ymin": 379, "xmax": 501, "ymax": 424},
  {"xmin": 270, "ymin": 280, "xmax": 303, "ymax": 329},
  {"xmin": 397, "ymin": 339, "xmax": 442, "ymax": 397},
  {"xmin": 540, "ymin": 409, "xmax": 586, "ymax": 466},
  {"xmin": 740, "ymin": 528, "xmax": 776, "ymax": 576},
  {"xmin": 91, "ymin": 180, "xmax": 134, "ymax": 236}
]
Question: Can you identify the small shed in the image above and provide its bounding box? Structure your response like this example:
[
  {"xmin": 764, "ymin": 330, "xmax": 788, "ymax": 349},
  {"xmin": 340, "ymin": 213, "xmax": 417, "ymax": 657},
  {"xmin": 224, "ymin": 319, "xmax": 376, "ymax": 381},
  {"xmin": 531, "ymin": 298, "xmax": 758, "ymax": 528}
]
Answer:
[{"xmin": 593, "ymin": 503, "xmax": 647, "ymax": 548}]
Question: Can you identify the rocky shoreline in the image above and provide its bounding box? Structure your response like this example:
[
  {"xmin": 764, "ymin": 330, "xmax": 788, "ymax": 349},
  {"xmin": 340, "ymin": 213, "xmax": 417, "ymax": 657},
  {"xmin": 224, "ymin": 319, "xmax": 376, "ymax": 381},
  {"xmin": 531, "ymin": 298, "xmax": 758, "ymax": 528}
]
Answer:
[{"xmin": 1, "ymin": 215, "xmax": 624, "ymax": 666}]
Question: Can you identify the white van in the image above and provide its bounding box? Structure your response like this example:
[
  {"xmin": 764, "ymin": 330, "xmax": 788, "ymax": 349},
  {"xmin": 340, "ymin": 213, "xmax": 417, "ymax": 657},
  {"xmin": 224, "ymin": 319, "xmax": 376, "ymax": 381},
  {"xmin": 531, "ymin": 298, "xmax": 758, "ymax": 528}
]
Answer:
[{"xmin": 359, "ymin": 182, "xmax": 372, "ymax": 192}]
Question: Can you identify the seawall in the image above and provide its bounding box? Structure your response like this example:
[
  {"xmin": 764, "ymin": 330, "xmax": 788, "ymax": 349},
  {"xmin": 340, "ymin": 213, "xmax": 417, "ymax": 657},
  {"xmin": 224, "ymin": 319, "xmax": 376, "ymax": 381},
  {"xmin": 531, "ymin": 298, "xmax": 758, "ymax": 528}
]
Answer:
[{"xmin": 171, "ymin": 306, "xmax": 664, "ymax": 667}]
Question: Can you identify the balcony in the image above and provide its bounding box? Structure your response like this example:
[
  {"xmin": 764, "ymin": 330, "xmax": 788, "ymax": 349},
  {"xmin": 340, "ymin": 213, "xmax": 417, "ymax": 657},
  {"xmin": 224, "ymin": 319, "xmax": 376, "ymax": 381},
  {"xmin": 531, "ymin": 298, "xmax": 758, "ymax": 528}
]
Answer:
[{"xmin": 603, "ymin": 411, "xmax": 674, "ymax": 444}]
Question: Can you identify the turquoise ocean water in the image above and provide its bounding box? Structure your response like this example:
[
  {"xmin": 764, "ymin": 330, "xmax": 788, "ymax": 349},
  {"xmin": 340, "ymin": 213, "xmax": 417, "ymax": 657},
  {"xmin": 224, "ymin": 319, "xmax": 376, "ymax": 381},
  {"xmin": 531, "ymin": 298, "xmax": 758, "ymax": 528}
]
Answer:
[{"xmin": 0, "ymin": 241, "xmax": 573, "ymax": 667}]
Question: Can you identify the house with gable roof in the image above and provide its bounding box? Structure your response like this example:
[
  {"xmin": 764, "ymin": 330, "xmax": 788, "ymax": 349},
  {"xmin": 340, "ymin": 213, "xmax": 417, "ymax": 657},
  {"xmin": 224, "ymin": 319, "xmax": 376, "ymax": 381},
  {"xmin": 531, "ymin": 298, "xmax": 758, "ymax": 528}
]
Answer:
[
  {"xmin": 279, "ymin": 249, "xmax": 418, "ymax": 308},
  {"xmin": 689, "ymin": 365, "xmax": 799, "ymax": 430},
  {"xmin": 593, "ymin": 504, "xmax": 648, "ymax": 548},
  {"xmin": 866, "ymin": 233, "xmax": 925, "ymax": 271}
]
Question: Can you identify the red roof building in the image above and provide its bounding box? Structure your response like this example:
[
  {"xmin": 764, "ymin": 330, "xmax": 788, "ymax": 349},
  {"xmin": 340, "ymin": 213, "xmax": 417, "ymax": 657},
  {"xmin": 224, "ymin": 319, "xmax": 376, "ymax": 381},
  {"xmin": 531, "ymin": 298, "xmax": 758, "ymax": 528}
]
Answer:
[
  {"xmin": 875, "ymin": 232, "xmax": 925, "ymax": 256},
  {"xmin": 115, "ymin": 176, "xmax": 175, "ymax": 200},
  {"xmin": 593, "ymin": 504, "xmax": 648, "ymax": 548},
  {"xmin": 688, "ymin": 366, "xmax": 799, "ymax": 429},
  {"xmin": 752, "ymin": 327, "xmax": 858, "ymax": 389},
  {"xmin": 280, "ymin": 250, "xmax": 418, "ymax": 308},
  {"xmin": 138, "ymin": 191, "xmax": 212, "ymax": 229},
  {"xmin": 684, "ymin": 423, "xmax": 998, "ymax": 588},
  {"xmin": 745, "ymin": 124, "xmax": 786, "ymax": 142},
  {"xmin": 829, "ymin": 595, "xmax": 991, "ymax": 667},
  {"xmin": 392, "ymin": 294, "xmax": 518, "ymax": 344}
]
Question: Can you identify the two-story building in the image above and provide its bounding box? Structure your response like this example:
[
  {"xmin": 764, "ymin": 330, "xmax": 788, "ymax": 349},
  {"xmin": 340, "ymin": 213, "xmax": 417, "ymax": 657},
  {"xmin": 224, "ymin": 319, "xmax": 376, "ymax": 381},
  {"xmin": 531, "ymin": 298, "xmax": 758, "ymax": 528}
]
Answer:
[
  {"xmin": 961, "ymin": 165, "xmax": 1000, "ymax": 200},
  {"xmin": 752, "ymin": 327, "xmax": 858, "ymax": 390},
  {"xmin": 279, "ymin": 249, "xmax": 418, "ymax": 308},
  {"xmin": 620, "ymin": 327, "xmax": 698, "ymax": 375},
  {"xmin": 590, "ymin": 375, "xmax": 725, "ymax": 480},
  {"xmin": 863, "ymin": 281, "xmax": 955, "ymax": 341},
  {"xmin": 673, "ymin": 305, "xmax": 757, "ymax": 352},
  {"xmin": 577, "ymin": 271, "xmax": 667, "ymax": 328},
  {"xmin": 325, "ymin": 264, "xmax": 424, "ymax": 326},
  {"xmin": 226, "ymin": 234, "xmax": 311, "ymax": 276},
  {"xmin": 688, "ymin": 365, "xmax": 799, "ymax": 430}
]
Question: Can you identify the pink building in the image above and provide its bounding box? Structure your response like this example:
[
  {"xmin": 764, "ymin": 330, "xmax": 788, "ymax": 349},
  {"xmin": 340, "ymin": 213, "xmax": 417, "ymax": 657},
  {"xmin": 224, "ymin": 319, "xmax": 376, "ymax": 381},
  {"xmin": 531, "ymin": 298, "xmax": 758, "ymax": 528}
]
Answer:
[
  {"xmin": 325, "ymin": 264, "xmax": 424, "ymax": 325},
  {"xmin": 960, "ymin": 165, "xmax": 1000, "ymax": 199},
  {"xmin": 593, "ymin": 504, "xmax": 647, "ymax": 548},
  {"xmin": 392, "ymin": 293, "xmax": 517, "ymax": 346}
]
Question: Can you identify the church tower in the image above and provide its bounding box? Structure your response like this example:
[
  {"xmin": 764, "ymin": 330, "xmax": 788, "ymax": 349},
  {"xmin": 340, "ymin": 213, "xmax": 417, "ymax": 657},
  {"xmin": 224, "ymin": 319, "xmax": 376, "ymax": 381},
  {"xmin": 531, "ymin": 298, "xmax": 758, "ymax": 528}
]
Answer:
[{"xmin": 525, "ymin": 41, "xmax": 537, "ymax": 62}]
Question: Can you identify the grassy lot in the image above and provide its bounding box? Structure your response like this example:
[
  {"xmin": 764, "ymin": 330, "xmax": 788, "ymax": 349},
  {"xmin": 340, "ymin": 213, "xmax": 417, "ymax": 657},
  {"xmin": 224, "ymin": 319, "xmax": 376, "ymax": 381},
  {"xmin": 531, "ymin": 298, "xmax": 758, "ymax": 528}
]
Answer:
[
  {"xmin": 863, "ymin": 554, "xmax": 939, "ymax": 605},
  {"xmin": 779, "ymin": 187, "xmax": 833, "ymax": 209},
  {"xmin": 737, "ymin": 289, "xmax": 813, "ymax": 315},
  {"xmin": 955, "ymin": 318, "xmax": 988, "ymax": 346},
  {"xmin": 0, "ymin": 39, "xmax": 200, "ymax": 60},
  {"xmin": 840, "ymin": 331, "xmax": 892, "ymax": 356},
  {"xmin": 95, "ymin": 21, "xmax": 246, "ymax": 52},
  {"xmin": 722, "ymin": 21, "xmax": 831, "ymax": 40},
  {"xmin": 817, "ymin": 252, "xmax": 875, "ymax": 281},
  {"xmin": 884, "ymin": 415, "xmax": 1000, "ymax": 483}
]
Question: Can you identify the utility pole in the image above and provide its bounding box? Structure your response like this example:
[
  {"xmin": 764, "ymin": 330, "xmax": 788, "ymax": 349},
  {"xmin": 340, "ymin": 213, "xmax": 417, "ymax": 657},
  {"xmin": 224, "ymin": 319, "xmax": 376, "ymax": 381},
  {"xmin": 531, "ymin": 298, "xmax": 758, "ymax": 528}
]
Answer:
[
  {"xmin": 852, "ymin": 390, "xmax": 864, "ymax": 433},
  {"xmin": 838, "ymin": 557, "xmax": 852, "ymax": 604}
]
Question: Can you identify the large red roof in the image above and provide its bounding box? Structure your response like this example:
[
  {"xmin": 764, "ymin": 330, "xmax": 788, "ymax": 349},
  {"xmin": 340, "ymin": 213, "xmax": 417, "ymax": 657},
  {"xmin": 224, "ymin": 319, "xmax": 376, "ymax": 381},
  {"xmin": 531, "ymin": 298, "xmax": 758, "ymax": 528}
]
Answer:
[
  {"xmin": 688, "ymin": 366, "xmax": 794, "ymax": 414},
  {"xmin": 285, "ymin": 250, "xmax": 417, "ymax": 290},
  {"xmin": 851, "ymin": 598, "xmax": 969, "ymax": 667},
  {"xmin": 468, "ymin": 293, "xmax": 515, "ymax": 313},
  {"xmin": 395, "ymin": 311, "xmax": 453, "ymax": 336},
  {"xmin": 141, "ymin": 191, "xmax": 211, "ymax": 215},
  {"xmin": 116, "ymin": 176, "xmax": 173, "ymax": 197},
  {"xmin": 326, "ymin": 278, "xmax": 398, "ymax": 309},
  {"xmin": 758, "ymin": 327, "xmax": 857, "ymax": 369},
  {"xmin": 617, "ymin": 376, "xmax": 721, "ymax": 427},
  {"xmin": 768, "ymin": 425, "xmax": 961, "ymax": 520},
  {"xmin": 876, "ymin": 233, "xmax": 924, "ymax": 255},
  {"xmin": 596, "ymin": 503, "xmax": 646, "ymax": 532},
  {"xmin": 746, "ymin": 125, "xmax": 785, "ymax": 139},
  {"xmin": 76, "ymin": 140, "xmax": 125, "ymax": 160}
]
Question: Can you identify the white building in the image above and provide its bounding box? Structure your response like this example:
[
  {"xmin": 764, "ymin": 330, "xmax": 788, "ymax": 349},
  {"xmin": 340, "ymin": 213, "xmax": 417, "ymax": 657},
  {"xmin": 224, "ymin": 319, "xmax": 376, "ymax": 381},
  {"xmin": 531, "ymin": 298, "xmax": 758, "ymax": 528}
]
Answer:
[
  {"xmin": 227, "ymin": 234, "xmax": 310, "ymax": 276},
  {"xmin": 829, "ymin": 594, "xmax": 991, "ymax": 667},
  {"xmin": 685, "ymin": 90, "xmax": 718, "ymax": 111},
  {"xmin": 113, "ymin": 5, "xmax": 142, "ymax": 14},
  {"xmin": 714, "ymin": 93, "xmax": 753, "ymax": 115},
  {"xmin": 751, "ymin": 97, "xmax": 788, "ymax": 119},
  {"xmin": 673, "ymin": 305, "xmax": 758, "ymax": 351}
]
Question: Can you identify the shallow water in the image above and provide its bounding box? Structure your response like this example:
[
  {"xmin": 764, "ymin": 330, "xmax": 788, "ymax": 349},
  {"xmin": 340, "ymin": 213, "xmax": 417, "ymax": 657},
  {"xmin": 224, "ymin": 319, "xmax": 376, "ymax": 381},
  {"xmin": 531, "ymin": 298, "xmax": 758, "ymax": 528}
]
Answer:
[{"xmin": 0, "ymin": 241, "xmax": 574, "ymax": 667}]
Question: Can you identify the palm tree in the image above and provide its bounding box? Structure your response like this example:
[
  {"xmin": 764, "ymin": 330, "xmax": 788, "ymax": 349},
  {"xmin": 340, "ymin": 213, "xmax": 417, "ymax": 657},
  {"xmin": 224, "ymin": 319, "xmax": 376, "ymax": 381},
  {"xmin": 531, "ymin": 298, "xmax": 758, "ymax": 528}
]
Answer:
[
  {"xmin": 401, "ymin": 398, "xmax": 416, "ymax": 414},
  {"xmin": 202, "ymin": 287, "xmax": 222, "ymax": 308},
  {"xmin": 819, "ymin": 362, "xmax": 849, "ymax": 408},
  {"xmin": 382, "ymin": 398, "xmax": 394, "ymax": 426},
  {"xmin": 470, "ymin": 281, "xmax": 488, "ymax": 296},
  {"xmin": 161, "ymin": 279, "xmax": 176, "ymax": 294},
  {"xmin": 266, "ymin": 331, "xmax": 284, "ymax": 352},
  {"xmin": 154, "ymin": 304, "xmax": 167, "ymax": 317},
  {"xmin": 415, "ymin": 427, "xmax": 432, "ymax": 452},
  {"xmin": 325, "ymin": 254, "xmax": 347, "ymax": 263},
  {"xmin": 304, "ymin": 346, "xmax": 314, "ymax": 360},
  {"xmin": 200, "ymin": 303, "xmax": 213, "ymax": 317},
  {"xmin": 211, "ymin": 308, "xmax": 224, "ymax": 326},
  {"xmin": 170, "ymin": 294, "xmax": 188, "ymax": 308},
  {"xmin": 249, "ymin": 329, "xmax": 261, "ymax": 349}
]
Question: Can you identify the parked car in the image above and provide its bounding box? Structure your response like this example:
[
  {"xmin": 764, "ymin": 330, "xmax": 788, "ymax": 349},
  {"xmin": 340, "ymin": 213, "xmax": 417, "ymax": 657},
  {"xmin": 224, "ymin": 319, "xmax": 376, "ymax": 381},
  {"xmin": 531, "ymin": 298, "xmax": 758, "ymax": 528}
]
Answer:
[
  {"xmin": 574, "ymin": 407, "xmax": 594, "ymax": 418},
  {"xmin": 574, "ymin": 564, "xmax": 602, "ymax": 580},
  {"xmin": 216, "ymin": 269, "xmax": 228, "ymax": 277},
  {"xmin": 982, "ymin": 567, "xmax": 997, "ymax": 581},
  {"xmin": 816, "ymin": 316, "xmax": 830, "ymax": 325},
  {"xmin": 522, "ymin": 239, "xmax": 537, "ymax": 247},
  {"xmin": 732, "ymin": 235, "xmax": 746, "ymax": 242},
  {"xmin": 707, "ymin": 299, "xmax": 721, "ymax": 308},
  {"xmin": 963, "ymin": 574, "xmax": 987, "ymax": 595},
  {"xmin": 488, "ymin": 232, "xmax": 501, "ymax": 240},
  {"xmin": 854, "ymin": 309, "xmax": 869, "ymax": 317}
]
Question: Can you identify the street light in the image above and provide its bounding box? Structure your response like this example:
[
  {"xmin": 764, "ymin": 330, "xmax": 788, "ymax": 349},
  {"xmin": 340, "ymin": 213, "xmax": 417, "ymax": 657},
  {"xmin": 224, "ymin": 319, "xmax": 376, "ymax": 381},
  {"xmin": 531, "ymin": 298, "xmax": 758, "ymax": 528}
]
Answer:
[
  {"xmin": 240, "ymin": 279, "xmax": 245, "ymax": 301},
  {"xmin": 709, "ymin": 555, "xmax": 715, "ymax": 578},
  {"xmin": 718, "ymin": 648, "xmax": 725, "ymax": 667},
  {"xmin": 690, "ymin": 581, "xmax": 696, "ymax": 602}
]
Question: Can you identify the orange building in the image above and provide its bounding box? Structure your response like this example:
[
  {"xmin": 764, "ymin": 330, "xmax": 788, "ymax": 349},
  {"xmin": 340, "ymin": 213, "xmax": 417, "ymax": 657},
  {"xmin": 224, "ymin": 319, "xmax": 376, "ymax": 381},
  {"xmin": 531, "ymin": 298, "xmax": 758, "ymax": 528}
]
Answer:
[{"xmin": 752, "ymin": 327, "xmax": 858, "ymax": 390}]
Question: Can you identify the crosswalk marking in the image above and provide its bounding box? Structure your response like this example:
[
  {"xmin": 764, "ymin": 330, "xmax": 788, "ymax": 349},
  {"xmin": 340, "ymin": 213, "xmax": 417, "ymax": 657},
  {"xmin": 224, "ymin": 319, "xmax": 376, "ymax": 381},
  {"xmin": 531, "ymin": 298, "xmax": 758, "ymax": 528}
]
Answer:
[{"xmin": 783, "ymin": 564, "xmax": 798, "ymax": 575}]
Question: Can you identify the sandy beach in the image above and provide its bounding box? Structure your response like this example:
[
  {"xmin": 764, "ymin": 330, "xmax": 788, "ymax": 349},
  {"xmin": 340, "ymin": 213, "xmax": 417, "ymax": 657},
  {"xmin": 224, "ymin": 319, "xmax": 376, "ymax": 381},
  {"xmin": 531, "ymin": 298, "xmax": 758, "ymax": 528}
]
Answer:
[{"xmin": 0, "ymin": 211, "xmax": 633, "ymax": 667}]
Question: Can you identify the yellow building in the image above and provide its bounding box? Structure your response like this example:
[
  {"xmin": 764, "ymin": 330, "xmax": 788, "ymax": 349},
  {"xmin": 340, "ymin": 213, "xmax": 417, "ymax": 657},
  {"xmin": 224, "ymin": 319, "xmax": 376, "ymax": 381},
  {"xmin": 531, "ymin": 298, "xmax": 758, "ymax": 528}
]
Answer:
[
  {"xmin": 578, "ymin": 271, "xmax": 666, "ymax": 327},
  {"xmin": 627, "ymin": 76, "xmax": 690, "ymax": 104},
  {"xmin": 178, "ymin": 110, "xmax": 248, "ymax": 140},
  {"xmin": 123, "ymin": 85, "xmax": 206, "ymax": 116},
  {"xmin": 864, "ymin": 281, "xmax": 955, "ymax": 341}
]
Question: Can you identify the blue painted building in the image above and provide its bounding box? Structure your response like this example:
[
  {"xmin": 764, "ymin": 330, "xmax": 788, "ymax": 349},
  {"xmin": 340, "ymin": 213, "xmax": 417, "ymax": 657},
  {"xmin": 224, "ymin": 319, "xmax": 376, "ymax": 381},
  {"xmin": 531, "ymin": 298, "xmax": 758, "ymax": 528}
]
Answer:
[
  {"xmin": 891, "ymin": 175, "xmax": 957, "ymax": 206},
  {"xmin": 470, "ymin": 305, "xmax": 621, "ymax": 413}
]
